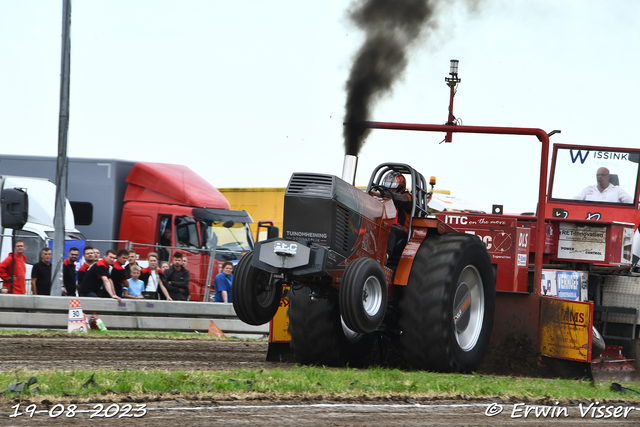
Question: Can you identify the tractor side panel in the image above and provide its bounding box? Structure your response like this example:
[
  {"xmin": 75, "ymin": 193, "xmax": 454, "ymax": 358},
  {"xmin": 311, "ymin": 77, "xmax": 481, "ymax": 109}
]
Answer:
[
  {"xmin": 472, "ymin": 227, "xmax": 530, "ymax": 293},
  {"xmin": 436, "ymin": 213, "xmax": 530, "ymax": 293},
  {"xmin": 551, "ymin": 221, "xmax": 634, "ymax": 266},
  {"xmin": 539, "ymin": 297, "xmax": 594, "ymax": 363}
]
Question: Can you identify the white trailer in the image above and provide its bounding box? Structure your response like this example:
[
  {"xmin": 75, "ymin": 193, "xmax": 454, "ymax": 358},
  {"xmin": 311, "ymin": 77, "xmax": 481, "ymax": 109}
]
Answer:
[{"xmin": 0, "ymin": 176, "xmax": 83, "ymax": 292}]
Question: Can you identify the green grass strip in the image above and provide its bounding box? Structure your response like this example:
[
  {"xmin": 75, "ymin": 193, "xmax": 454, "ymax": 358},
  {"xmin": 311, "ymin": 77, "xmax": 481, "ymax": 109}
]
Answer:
[{"xmin": 1, "ymin": 366, "xmax": 640, "ymax": 402}]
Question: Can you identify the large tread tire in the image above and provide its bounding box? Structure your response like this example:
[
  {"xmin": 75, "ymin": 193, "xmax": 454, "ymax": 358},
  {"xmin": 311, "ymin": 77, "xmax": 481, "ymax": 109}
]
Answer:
[
  {"xmin": 399, "ymin": 233, "xmax": 495, "ymax": 372},
  {"xmin": 232, "ymin": 252, "xmax": 282, "ymax": 326},
  {"xmin": 340, "ymin": 257, "xmax": 388, "ymax": 334},
  {"xmin": 289, "ymin": 286, "xmax": 375, "ymax": 367}
]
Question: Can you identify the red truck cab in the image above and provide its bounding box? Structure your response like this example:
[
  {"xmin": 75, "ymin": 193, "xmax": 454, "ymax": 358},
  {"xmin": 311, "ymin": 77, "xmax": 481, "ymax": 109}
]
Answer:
[{"xmin": 118, "ymin": 162, "xmax": 254, "ymax": 301}]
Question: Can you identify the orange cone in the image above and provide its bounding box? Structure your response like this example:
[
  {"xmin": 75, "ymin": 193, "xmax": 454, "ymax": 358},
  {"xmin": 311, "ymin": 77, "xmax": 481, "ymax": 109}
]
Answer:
[{"xmin": 208, "ymin": 320, "xmax": 226, "ymax": 337}]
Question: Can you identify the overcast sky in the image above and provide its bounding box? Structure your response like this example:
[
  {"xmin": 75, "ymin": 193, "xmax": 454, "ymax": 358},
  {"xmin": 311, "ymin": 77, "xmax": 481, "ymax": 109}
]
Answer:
[{"xmin": 1, "ymin": 1, "xmax": 639, "ymax": 213}]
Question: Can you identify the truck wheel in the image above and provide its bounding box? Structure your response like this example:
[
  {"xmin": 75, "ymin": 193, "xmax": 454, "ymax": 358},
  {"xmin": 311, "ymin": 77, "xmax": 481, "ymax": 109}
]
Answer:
[
  {"xmin": 339, "ymin": 257, "xmax": 388, "ymax": 334},
  {"xmin": 399, "ymin": 233, "xmax": 495, "ymax": 372},
  {"xmin": 232, "ymin": 251, "xmax": 282, "ymax": 326},
  {"xmin": 289, "ymin": 286, "xmax": 375, "ymax": 366}
]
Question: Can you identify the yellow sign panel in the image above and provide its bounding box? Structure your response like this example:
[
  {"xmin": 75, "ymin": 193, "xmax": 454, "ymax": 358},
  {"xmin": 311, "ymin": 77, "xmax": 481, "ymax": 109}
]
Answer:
[
  {"xmin": 270, "ymin": 286, "xmax": 291, "ymax": 343},
  {"xmin": 539, "ymin": 297, "xmax": 593, "ymax": 362}
]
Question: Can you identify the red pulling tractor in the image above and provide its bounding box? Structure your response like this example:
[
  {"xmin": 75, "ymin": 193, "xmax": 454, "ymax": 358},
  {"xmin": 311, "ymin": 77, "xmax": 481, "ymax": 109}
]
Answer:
[{"xmin": 233, "ymin": 62, "xmax": 640, "ymax": 377}]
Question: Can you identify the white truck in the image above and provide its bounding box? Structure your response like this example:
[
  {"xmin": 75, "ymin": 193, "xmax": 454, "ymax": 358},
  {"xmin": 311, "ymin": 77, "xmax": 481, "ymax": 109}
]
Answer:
[{"xmin": 0, "ymin": 176, "xmax": 84, "ymax": 292}]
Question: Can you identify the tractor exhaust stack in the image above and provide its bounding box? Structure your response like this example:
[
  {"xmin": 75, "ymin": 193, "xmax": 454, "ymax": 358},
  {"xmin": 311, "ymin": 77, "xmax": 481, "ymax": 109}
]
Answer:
[{"xmin": 341, "ymin": 155, "xmax": 358, "ymax": 185}]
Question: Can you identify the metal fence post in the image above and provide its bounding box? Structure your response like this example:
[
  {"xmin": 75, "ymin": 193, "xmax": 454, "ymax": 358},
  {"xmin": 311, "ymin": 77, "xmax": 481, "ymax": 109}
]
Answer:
[
  {"xmin": 203, "ymin": 248, "xmax": 216, "ymax": 303},
  {"xmin": 202, "ymin": 234, "xmax": 218, "ymax": 303}
]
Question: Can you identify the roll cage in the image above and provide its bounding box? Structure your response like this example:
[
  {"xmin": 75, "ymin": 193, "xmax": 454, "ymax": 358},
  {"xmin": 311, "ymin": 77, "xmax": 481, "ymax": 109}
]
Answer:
[{"xmin": 367, "ymin": 163, "xmax": 430, "ymax": 238}]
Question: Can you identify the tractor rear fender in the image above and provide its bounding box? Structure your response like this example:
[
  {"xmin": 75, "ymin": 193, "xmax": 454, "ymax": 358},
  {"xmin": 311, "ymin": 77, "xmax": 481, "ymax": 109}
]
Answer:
[{"xmin": 393, "ymin": 218, "xmax": 458, "ymax": 286}]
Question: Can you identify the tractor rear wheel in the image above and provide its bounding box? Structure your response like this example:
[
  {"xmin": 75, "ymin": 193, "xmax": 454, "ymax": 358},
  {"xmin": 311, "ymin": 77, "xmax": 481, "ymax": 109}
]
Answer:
[
  {"xmin": 399, "ymin": 233, "xmax": 495, "ymax": 372},
  {"xmin": 232, "ymin": 251, "xmax": 282, "ymax": 326},
  {"xmin": 340, "ymin": 257, "xmax": 388, "ymax": 334},
  {"xmin": 289, "ymin": 286, "xmax": 375, "ymax": 366}
]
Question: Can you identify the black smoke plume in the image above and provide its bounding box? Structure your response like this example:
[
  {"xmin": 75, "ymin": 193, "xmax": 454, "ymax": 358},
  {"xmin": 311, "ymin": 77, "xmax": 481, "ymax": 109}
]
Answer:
[{"xmin": 343, "ymin": 0, "xmax": 436, "ymax": 156}]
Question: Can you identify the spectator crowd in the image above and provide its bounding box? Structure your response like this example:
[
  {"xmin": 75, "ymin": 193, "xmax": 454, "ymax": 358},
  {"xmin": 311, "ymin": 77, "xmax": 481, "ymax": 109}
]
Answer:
[{"xmin": 0, "ymin": 241, "xmax": 235, "ymax": 303}]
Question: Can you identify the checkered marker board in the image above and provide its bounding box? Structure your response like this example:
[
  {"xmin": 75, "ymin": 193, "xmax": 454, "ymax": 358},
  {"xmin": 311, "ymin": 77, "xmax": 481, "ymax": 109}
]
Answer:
[{"xmin": 68, "ymin": 298, "xmax": 88, "ymax": 333}]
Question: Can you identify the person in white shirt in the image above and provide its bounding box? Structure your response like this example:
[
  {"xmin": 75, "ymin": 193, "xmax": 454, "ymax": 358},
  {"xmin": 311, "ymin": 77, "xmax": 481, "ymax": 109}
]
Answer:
[
  {"xmin": 140, "ymin": 252, "xmax": 172, "ymax": 300},
  {"xmin": 574, "ymin": 167, "xmax": 633, "ymax": 204}
]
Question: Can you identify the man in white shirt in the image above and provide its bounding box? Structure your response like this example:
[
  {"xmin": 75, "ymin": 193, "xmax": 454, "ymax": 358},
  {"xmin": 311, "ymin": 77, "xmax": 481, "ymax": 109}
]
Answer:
[{"xmin": 575, "ymin": 167, "xmax": 633, "ymax": 203}]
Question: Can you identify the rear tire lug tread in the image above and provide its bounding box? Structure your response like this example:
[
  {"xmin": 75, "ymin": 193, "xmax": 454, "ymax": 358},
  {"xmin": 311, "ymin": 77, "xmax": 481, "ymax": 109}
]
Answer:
[{"xmin": 399, "ymin": 233, "xmax": 495, "ymax": 372}]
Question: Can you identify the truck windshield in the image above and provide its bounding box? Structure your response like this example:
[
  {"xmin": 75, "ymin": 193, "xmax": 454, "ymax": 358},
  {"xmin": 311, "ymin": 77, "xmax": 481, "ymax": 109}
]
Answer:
[
  {"xmin": 550, "ymin": 147, "xmax": 640, "ymax": 205},
  {"xmin": 204, "ymin": 222, "xmax": 253, "ymax": 259}
]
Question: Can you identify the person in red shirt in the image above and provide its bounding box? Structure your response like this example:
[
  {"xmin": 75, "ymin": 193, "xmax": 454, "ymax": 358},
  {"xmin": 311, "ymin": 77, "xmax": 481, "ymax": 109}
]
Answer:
[
  {"xmin": 78, "ymin": 250, "xmax": 121, "ymax": 302},
  {"xmin": 62, "ymin": 247, "xmax": 80, "ymax": 296},
  {"xmin": 112, "ymin": 249, "xmax": 131, "ymax": 298},
  {"xmin": 77, "ymin": 246, "xmax": 95, "ymax": 287},
  {"xmin": 0, "ymin": 240, "xmax": 27, "ymax": 294}
]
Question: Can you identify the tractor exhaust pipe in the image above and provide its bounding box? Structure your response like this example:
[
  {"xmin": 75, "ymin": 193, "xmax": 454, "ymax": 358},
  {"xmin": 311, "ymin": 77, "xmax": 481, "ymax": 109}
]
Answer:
[{"xmin": 341, "ymin": 155, "xmax": 358, "ymax": 185}]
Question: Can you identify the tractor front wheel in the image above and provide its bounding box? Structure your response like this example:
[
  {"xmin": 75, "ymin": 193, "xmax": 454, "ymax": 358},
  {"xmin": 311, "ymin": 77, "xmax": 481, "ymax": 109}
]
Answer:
[
  {"xmin": 399, "ymin": 233, "xmax": 495, "ymax": 372},
  {"xmin": 339, "ymin": 257, "xmax": 388, "ymax": 334},
  {"xmin": 289, "ymin": 286, "xmax": 375, "ymax": 366},
  {"xmin": 232, "ymin": 251, "xmax": 282, "ymax": 325}
]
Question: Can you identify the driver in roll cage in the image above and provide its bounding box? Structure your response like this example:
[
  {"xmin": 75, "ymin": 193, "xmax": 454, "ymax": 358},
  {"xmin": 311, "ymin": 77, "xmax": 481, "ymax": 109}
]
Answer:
[{"xmin": 370, "ymin": 171, "xmax": 412, "ymax": 263}]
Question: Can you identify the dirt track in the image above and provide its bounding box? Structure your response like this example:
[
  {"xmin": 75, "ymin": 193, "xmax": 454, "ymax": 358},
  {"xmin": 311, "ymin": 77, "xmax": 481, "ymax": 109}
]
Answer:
[
  {"xmin": 0, "ymin": 336, "xmax": 283, "ymax": 371},
  {"xmin": 1, "ymin": 336, "xmax": 640, "ymax": 426}
]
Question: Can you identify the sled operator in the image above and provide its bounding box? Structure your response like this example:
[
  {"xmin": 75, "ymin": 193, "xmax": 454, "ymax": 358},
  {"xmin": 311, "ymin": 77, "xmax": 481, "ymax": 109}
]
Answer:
[
  {"xmin": 369, "ymin": 171, "xmax": 412, "ymax": 261},
  {"xmin": 574, "ymin": 167, "xmax": 633, "ymax": 204}
]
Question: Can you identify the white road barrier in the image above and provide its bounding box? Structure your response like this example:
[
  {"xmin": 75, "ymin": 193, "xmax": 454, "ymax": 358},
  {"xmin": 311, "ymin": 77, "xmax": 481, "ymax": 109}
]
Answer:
[{"xmin": 0, "ymin": 295, "xmax": 267, "ymax": 336}]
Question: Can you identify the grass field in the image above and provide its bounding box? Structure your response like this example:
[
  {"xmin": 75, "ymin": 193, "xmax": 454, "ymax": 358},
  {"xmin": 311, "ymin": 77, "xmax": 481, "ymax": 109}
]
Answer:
[
  {"xmin": 2, "ymin": 367, "xmax": 640, "ymax": 403},
  {"xmin": 2, "ymin": 330, "xmax": 640, "ymax": 403}
]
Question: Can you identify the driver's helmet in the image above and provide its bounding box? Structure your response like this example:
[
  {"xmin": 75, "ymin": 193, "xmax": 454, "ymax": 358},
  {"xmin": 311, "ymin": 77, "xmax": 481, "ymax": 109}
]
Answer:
[{"xmin": 382, "ymin": 171, "xmax": 406, "ymax": 192}]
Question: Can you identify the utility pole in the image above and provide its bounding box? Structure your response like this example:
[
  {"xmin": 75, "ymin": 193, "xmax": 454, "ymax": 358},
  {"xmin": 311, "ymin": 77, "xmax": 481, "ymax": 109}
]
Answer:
[{"xmin": 52, "ymin": 0, "xmax": 72, "ymax": 296}]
